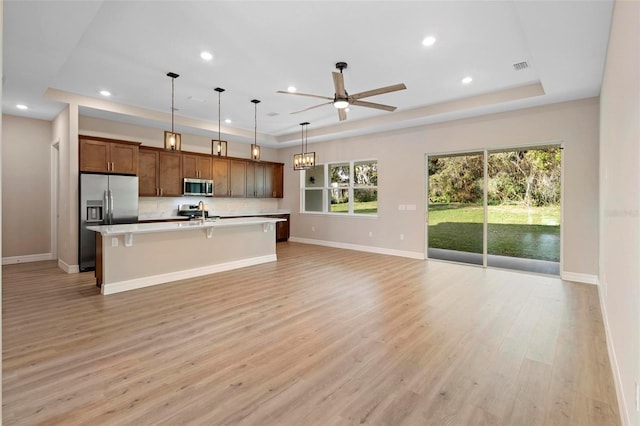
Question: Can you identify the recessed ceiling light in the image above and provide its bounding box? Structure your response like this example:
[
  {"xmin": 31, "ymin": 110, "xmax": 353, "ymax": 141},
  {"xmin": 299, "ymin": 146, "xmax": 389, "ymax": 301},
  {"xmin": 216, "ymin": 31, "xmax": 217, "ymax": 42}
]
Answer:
[
  {"xmin": 287, "ymin": 86, "xmax": 297, "ymax": 93},
  {"xmin": 16, "ymin": 104, "xmax": 28, "ymax": 110},
  {"xmin": 200, "ymin": 51, "xmax": 213, "ymax": 61},
  {"xmin": 422, "ymin": 36, "xmax": 436, "ymax": 47},
  {"xmin": 224, "ymin": 119, "xmax": 232, "ymax": 124},
  {"xmin": 99, "ymin": 90, "xmax": 111, "ymax": 97},
  {"xmin": 462, "ymin": 76, "xmax": 473, "ymax": 85}
]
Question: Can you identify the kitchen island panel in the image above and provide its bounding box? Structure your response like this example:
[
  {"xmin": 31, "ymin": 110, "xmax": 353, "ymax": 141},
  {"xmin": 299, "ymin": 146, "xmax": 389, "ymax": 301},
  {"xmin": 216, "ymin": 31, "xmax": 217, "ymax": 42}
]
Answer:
[{"xmin": 93, "ymin": 219, "xmax": 279, "ymax": 295}]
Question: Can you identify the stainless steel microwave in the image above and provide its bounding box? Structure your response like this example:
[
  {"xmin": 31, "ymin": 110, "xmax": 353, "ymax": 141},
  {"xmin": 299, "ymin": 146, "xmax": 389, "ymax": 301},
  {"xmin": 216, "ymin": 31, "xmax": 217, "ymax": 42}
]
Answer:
[{"xmin": 183, "ymin": 178, "xmax": 213, "ymax": 196}]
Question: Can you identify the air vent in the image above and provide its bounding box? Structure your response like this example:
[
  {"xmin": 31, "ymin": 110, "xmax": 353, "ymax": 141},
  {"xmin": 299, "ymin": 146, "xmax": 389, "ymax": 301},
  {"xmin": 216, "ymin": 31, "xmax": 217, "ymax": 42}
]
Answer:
[
  {"xmin": 267, "ymin": 112, "xmax": 280, "ymax": 117},
  {"xmin": 513, "ymin": 61, "xmax": 529, "ymax": 71}
]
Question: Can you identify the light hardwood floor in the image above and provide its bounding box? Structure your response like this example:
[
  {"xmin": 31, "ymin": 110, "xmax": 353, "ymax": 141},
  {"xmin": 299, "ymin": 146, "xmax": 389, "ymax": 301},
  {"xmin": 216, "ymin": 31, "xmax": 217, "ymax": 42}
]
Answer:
[{"xmin": 3, "ymin": 243, "xmax": 620, "ymax": 425}]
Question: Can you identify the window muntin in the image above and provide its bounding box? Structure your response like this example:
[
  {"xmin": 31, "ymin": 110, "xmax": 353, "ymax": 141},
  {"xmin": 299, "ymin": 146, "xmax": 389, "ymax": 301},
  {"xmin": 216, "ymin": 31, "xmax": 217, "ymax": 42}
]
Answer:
[{"xmin": 302, "ymin": 160, "xmax": 377, "ymax": 216}]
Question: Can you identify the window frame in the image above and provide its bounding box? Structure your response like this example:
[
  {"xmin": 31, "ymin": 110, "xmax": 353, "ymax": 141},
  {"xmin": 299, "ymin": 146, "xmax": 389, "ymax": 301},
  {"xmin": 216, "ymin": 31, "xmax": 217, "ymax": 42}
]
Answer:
[{"xmin": 301, "ymin": 158, "xmax": 378, "ymax": 218}]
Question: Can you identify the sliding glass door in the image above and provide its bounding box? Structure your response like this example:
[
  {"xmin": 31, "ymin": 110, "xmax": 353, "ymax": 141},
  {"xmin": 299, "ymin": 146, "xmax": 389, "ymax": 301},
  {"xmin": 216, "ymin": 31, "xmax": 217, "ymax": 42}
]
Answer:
[
  {"xmin": 427, "ymin": 152, "xmax": 484, "ymax": 265},
  {"xmin": 486, "ymin": 147, "xmax": 561, "ymax": 274},
  {"xmin": 427, "ymin": 146, "xmax": 561, "ymax": 274}
]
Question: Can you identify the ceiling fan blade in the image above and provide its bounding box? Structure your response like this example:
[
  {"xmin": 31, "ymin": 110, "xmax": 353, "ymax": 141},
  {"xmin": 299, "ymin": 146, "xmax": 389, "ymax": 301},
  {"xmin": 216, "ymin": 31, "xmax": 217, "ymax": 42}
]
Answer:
[
  {"xmin": 350, "ymin": 99, "xmax": 397, "ymax": 112},
  {"xmin": 332, "ymin": 72, "xmax": 347, "ymax": 98},
  {"xmin": 291, "ymin": 101, "xmax": 333, "ymax": 115},
  {"xmin": 350, "ymin": 83, "xmax": 407, "ymax": 100},
  {"xmin": 276, "ymin": 91, "xmax": 333, "ymax": 101},
  {"xmin": 338, "ymin": 108, "xmax": 347, "ymax": 121}
]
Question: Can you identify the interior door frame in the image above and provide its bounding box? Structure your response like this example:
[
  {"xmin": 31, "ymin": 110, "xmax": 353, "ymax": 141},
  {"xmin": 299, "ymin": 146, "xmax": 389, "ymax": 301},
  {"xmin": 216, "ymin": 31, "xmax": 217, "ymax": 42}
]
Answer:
[{"xmin": 425, "ymin": 140, "xmax": 564, "ymax": 274}]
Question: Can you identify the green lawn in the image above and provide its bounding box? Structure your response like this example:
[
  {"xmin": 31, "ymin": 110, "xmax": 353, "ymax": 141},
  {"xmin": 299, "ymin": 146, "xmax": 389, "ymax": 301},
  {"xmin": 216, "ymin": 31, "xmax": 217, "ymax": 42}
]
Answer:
[
  {"xmin": 428, "ymin": 203, "xmax": 560, "ymax": 261},
  {"xmin": 331, "ymin": 201, "xmax": 377, "ymax": 214}
]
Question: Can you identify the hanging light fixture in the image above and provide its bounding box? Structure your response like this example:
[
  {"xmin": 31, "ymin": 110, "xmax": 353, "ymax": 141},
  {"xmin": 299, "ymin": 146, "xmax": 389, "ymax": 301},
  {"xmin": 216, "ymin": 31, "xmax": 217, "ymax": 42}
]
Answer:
[
  {"xmin": 250, "ymin": 99, "xmax": 261, "ymax": 161},
  {"xmin": 211, "ymin": 87, "xmax": 227, "ymax": 156},
  {"xmin": 293, "ymin": 122, "xmax": 316, "ymax": 171},
  {"xmin": 164, "ymin": 72, "xmax": 182, "ymax": 151}
]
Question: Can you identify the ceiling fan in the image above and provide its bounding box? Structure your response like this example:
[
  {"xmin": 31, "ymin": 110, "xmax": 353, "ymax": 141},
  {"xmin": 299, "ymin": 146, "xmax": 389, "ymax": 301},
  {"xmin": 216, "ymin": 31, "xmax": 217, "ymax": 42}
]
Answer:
[{"xmin": 277, "ymin": 62, "xmax": 407, "ymax": 121}]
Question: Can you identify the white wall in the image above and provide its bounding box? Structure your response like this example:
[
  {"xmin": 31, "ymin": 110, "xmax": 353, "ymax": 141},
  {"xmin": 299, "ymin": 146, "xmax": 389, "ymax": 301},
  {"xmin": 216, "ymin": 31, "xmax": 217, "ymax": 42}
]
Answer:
[
  {"xmin": 279, "ymin": 98, "xmax": 600, "ymax": 279},
  {"xmin": 599, "ymin": 1, "xmax": 640, "ymax": 424},
  {"xmin": 1, "ymin": 115, "xmax": 52, "ymax": 260}
]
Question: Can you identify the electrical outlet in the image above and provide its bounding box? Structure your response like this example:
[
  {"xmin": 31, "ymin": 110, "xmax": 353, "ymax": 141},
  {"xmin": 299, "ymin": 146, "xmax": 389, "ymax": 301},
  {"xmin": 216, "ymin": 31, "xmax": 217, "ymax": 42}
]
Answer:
[
  {"xmin": 111, "ymin": 238, "xmax": 118, "ymax": 247},
  {"xmin": 369, "ymin": 231, "xmax": 373, "ymax": 237},
  {"xmin": 400, "ymin": 234, "xmax": 404, "ymax": 241},
  {"xmin": 311, "ymin": 226, "xmax": 315, "ymax": 232}
]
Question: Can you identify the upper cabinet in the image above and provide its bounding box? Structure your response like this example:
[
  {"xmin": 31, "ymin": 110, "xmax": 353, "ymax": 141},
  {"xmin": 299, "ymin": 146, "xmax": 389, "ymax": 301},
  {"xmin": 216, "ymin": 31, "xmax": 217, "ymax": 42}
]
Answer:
[
  {"xmin": 212, "ymin": 157, "xmax": 248, "ymax": 198},
  {"xmin": 80, "ymin": 136, "xmax": 139, "ymax": 175},
  {"xmin": 182, "ymin": 153, "xmax": 212, "ymax": 180},
  {"xmin": 138, "ymin": 147, "xmax": 182, "ymax": 197},
  {"xmin": 77, "ymin": 135, "xmax": 287, "ymax": 199},
  {"xmin": 246, "ymin": 162, "xmax": 266, "ymax": 198},
  {"xmin": 266, "ymin": 163, "xmax": 284, "ymax": 198}
]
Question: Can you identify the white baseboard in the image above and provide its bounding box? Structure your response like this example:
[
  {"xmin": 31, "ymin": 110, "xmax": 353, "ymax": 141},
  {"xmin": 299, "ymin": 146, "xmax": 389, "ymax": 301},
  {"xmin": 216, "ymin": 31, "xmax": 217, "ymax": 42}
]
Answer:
[
  {"xmin": 561, "ymin": 271, "xmax": 598, "ymax": 285},
  {"xmin": 597, "ymin": 281, "xmax": 630, "ymax": 426},
  {"xmin": 102, "ymin": 254, "xmax": 277, "ymax": 295},
  {"xmin": 289, "ymin": 237, "xmax": 425, "ymax": 260},
  {"xmin": 2, "ymin": 253, "xmax": 53, "ymax": 265},
  {"xmin": 58, "ymin": 259, "xmax": 80, "ymax": 274}
]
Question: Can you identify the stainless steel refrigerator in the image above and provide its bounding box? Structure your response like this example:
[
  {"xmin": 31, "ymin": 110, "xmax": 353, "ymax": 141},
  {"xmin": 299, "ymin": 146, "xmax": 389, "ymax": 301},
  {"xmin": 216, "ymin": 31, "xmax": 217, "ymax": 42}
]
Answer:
[{"xmin": 79, "ymin": 173, "xmax": 139, "ymax": 272}]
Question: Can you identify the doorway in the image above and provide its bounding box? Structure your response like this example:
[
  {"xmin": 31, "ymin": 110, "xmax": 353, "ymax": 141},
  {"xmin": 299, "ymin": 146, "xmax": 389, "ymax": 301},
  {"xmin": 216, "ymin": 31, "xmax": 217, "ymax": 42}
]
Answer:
[{"xmin": 427, "ymin": 145, "xmax": 562, "ymax": 275}]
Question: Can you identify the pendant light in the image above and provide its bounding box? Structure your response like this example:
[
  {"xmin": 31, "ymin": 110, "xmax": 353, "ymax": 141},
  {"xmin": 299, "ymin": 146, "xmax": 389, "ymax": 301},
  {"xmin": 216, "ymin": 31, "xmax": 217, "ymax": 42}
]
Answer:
[
  {"xmin": 250, "ymin": 99, "xmax": 261, "ymax": 161},
  {"xmin": 212, "ymin": 87, "xmax": 227, "ymax": 156},
  {"xmin": 293, "ymin": 122, "xmax": 316, "ymax": 170},
  {"xmin": 163, "ymin": 72, "xmax": 182, "ymax": 151}
]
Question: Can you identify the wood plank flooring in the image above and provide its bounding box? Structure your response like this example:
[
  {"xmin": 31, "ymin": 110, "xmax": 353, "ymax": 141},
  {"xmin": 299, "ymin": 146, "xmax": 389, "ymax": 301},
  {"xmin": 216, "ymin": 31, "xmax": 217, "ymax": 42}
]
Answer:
[{"xmin": 2, "ymin": 242, "xmax": 620, "ymax": 425}]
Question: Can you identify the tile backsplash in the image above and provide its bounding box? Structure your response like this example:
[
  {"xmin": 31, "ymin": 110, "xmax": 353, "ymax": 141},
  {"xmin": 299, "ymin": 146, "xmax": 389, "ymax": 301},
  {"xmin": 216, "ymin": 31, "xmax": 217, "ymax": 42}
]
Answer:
[{"xmin": 139, "ymin": 197, "xmax": 279, "ymax": 219}]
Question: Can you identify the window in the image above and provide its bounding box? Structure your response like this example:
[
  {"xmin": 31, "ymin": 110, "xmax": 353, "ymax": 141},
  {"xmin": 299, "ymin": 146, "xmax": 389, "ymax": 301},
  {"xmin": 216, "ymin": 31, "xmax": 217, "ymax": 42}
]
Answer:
[{"xmin": 302, "ymin": 160, "xmax": 378, "ymax": 216}]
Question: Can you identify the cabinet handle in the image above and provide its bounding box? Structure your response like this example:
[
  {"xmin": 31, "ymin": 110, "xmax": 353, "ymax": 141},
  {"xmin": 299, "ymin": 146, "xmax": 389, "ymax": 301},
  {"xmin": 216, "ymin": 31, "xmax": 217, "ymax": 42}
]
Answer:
[{"xmin": 160, "ymin": 188, "xmax": 163, "ymax": 196}]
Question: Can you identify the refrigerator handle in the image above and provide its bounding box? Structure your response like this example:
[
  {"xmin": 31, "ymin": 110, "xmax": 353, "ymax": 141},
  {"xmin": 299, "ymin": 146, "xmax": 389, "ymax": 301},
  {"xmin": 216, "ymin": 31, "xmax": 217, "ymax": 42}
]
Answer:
[
  {"xmin": 104, "ymin": 190, "xmax": 110, "ymax": 224},
  {"xmin": 109, "ymin": 190, "xmax": 114, "ymax": 223}
]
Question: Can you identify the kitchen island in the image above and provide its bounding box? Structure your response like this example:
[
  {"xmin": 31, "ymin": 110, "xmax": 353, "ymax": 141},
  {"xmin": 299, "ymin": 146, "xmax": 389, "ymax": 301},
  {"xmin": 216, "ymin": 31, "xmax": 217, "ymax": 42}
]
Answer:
[{"xmin": 87, "ymin": 217, "xmax": 284, "ymax": 295}]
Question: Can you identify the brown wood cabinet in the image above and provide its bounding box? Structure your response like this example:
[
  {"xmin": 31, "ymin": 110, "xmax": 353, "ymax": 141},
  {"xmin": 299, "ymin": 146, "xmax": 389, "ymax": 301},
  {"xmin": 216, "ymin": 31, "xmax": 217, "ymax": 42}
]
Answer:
[
  {"xmin": 182, "ymin": 153, "xmax": 212, "ymax": 180},
  {"xmin": 80, "ymin": 136, "xmax": 139, "ymax": 175},
  {"xmin": 213, "ymin": 157, "xmax": 247, "ymax": 197},
  {"xmin": 246, "ymin": 162, "xmax": 266, "ymax": 198},
  {"xmin": 266, "ymin": 163, "xmax": 284, "ymax": 198},
  {"xmin": 268, "ymin": 214, "xmax": 290, "ymax": 241},
  {"xmin": 138, "ymin": 147, "xmax": 182, "ymax": 197}
]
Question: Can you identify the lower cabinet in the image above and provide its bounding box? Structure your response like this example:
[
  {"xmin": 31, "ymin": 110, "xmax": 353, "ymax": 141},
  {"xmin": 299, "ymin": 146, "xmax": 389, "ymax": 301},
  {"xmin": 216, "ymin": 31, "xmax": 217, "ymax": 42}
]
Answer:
[{"xmin": 268, "ymin": 214, "xmax": 290, "ymax": 242}]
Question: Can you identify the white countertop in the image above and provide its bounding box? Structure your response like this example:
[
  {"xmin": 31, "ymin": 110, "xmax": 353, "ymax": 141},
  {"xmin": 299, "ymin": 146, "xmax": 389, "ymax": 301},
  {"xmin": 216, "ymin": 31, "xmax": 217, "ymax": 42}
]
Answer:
[
  {"xmin": 214, "ymin": 210, "xmax": 291, "ymax": 217},
  {"xmin": 88, "ymin": 216, "xmax": 285, "ymax": 236}
]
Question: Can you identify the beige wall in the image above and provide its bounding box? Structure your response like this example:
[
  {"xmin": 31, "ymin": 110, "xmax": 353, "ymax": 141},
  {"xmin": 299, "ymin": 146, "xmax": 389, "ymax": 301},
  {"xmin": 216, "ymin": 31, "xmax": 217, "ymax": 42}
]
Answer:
[
  {"xmin": 279, "ymin": 98, "xmax": 600, "ymax": 277},
  {"xmin": 1, "ymin": 114, "xmax": 52, "ymax": 258},
  {"xmin": 599, "ymin": 1, "xmax": 640, "ymax": 424},
  {"xmin": 79, "ymin": 115, "xmax": 279, "ymax": 162}
]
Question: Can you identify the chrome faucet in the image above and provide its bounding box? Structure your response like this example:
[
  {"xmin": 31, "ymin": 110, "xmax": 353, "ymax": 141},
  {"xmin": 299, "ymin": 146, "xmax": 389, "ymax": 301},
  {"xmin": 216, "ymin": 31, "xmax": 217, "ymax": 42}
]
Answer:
[{"xmin": 198, "ymin": 201, "xmax": 206, "ymax": 222}]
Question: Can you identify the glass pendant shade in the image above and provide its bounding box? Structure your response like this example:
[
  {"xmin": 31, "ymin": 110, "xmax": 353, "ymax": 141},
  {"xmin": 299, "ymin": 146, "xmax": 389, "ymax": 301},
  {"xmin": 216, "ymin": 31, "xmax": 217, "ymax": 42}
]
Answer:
[
  {"xmin": 164, "ymin": 131, "xmax": 181, "ymax": 151},
  {"xmin": 251, "ymin": 143, "xmax": 261, "ymax": 160}
]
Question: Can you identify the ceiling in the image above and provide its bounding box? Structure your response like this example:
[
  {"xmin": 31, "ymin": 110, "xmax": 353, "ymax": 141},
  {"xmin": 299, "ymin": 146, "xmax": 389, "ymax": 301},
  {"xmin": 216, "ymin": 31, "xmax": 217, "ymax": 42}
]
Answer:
[{"xmin": 3, "ymin": 1, "xmax": 613, "ymax": 147}]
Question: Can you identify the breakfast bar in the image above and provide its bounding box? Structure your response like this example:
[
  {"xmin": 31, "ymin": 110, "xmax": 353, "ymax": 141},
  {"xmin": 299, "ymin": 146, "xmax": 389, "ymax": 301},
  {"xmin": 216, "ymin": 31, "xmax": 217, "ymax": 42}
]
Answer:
[{"xmin": 88, "ymin": 217, "xmax": 284, "ymax": 295}]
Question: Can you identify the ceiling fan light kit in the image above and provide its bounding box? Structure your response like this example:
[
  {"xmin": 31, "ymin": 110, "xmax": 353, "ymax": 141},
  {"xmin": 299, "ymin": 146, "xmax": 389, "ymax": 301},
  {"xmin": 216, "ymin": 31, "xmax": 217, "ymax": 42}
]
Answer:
[
  {"xmin": 277, "ymin": 61, "xmax": 406, "ymax": 121},
  {"xmin": 293, "ymin": 121, "xmax": 315, "ymax": 171},
  {"xmin": 164, "ymin": 72, "xmax": 182, "ymax": 151}
]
